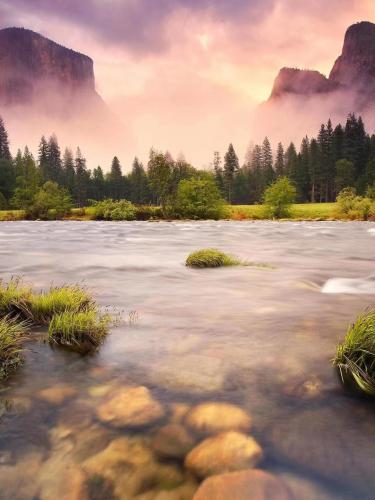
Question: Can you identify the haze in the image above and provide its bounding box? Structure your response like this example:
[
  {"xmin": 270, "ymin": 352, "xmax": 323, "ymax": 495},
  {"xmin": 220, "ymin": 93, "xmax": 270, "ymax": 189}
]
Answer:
[{"xmin": 1, "ymin": 0, "xmax": 375, "ymax": 170}]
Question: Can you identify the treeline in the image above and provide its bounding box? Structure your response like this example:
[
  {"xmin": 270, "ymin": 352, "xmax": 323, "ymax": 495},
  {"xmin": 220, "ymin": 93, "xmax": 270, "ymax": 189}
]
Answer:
[
  {"xmin": 0, "ymin": 117, "xmax": 211, "ymax": 210},
  {"xmin": 216, "ymin": 114, "xmax": 375, "ymax": 204},
  {"xmin": 1, "ymin": 113, "xmax": 375, "ymax": 210}
]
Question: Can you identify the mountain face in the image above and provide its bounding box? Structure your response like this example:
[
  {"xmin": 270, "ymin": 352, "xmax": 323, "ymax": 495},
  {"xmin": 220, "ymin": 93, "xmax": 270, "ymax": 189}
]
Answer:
[
  {"xmin": 0, "ymin": 27, "xmax": 101, "ymax": 108},
  {"xmin": 269, "ymin": 68, "xmax": 334, "ymax": 99},
  {"xmin": 268, "ymin": 21, "xmax": 375, "ymax": 107}
]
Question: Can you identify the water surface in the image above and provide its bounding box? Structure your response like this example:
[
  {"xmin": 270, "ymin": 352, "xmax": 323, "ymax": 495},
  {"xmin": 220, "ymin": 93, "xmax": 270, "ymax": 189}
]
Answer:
[{"xmin": 0, "ymin": 221, "xmax": 374, "ymax": 499}]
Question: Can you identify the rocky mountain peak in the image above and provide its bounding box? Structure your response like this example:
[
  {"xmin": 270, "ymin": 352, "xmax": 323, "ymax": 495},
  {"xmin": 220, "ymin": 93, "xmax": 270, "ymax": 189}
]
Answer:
[
  {"xmin": 0, "ymin": 27, "xmax": 98, "ymax": 106},
  {"xmin": 267, "ymin": 21, "xmax": 375, "ymax": 106}
]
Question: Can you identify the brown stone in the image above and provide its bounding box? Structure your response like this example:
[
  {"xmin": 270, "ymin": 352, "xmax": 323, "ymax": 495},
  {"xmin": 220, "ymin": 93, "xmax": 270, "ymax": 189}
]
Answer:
[
  {"xmin": 185, "ymin": 402, "xmax": 251, "ymax": 435},
  {"xmin": 193, "ymin": 470, "xmax": 291, "ymax": 500},
  {"xmin": 152, "ymin": 424, "xmax": 196, "ymax": 459},
  {"xmin": 185, "ymin": 431, "xmax": 263, "ymax": 478},
  {"xmin": 38, "ymin": 384, "xmax": 76, "ymax": 405},
  {"xmin": 96, "ymin": 386, "xmax": 165, "ymax": 428}
]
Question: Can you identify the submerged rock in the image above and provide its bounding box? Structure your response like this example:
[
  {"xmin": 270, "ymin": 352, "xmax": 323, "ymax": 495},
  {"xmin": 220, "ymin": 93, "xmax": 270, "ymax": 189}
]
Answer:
[
  {"xmin": 96, "ymin": 386, "xmax": 165, "ymax": 428},
  {"xmin": 0, "ymin": 451, "xmax": 44, "ymax": 500},
  {"xmin": 152, "ymin": 424, "xmax": 196, "ymax": 459},
  {"xmin": 185, "ymin": 431, "xmax": 263, "ymax": 478},
  {"xmin": 135, "ymin": 481, "xmax": 198, "ymax": 500},
  {"xmin": 169, "ymin": 403, "xmax": 191, "ymax": 424},
  {"xmin": 193, "ymin": 469, "xmax": 291, "ymax": 500},
  {"xmin": 83, "ymin": 436, "xmax": 184, "ymax": 498},
  {"xmin": 39, "ymin": 456, "xmax": 88, "ymax": 500},
  {"xmin": 267, "ymin": 405, "xmax": 375, "ymax": 495},
  {"xmin": 276, "ymin": 470, "xmax": 349, "ymax": 500},
  {"xmin": 185, "ymin": 402, "xmax": 252, "ymax": 435},
  {"xmin": 282, "ymin": 375, "xmax": 324, "ymax": 400},
  {"xmin": 38, "ymin": 384, "xmax": 77, "ymax": 405},
  {"xmin": 149, "ymin": 354, "xmax": 226, "ymax": 393}
]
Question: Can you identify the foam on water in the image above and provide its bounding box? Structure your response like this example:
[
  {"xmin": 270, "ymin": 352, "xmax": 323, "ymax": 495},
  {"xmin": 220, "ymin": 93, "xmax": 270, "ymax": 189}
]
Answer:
[{"xmin": 322, "ymin": 277, "xmax": 375, "ymax": 294}]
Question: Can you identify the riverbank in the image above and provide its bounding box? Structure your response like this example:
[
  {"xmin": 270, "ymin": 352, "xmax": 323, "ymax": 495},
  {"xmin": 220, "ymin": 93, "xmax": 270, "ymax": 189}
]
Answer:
[{"xmin": 0, "ymin": 202, "xmax": 342, "ymax": 222}]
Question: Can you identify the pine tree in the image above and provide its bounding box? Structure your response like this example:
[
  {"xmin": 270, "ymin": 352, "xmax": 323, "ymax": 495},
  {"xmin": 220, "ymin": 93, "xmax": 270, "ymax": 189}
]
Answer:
[
  {"xmin": 46, "ymin": 135, "xmax": 62, "ymax": 183},
  {"xmin": 109, "ymin": 156, "xmax": 123, "ymax": 200},
  {"xmin": 62, "ymin": 148, "xmax": 75, "ymax": 195},
  {"xmin": 213, "ymin": 151, "xmax": 224, "ymax": 193},
  {"xmin": 309, "ymin": 138, "xmax": 320, "ymax": 202},
  {"xmin": 250, "ymin": 144, "xmax": 263, "ymax": 202},
  {"xmin": 333, "ymin": 123, "xmax": 344, "ymax": 162},
  {"xmin": 296, "ymin": 136, "xmax": 311, "ymax": 201},
  {"xmin": 129, "ymin": 157, "xmax": 149, "ymax": 204},
  {"xmin": 91, "ymin": 166, "xmax": 106, "ymax": 201},
  {"xmin": 223, "ymin": 143, "xmax": 239, "ymax": 203},
  {"xmin": 261, "ymin": 137, "xmax": 275, "ymax": 186},
  {"xmin": 38, "ymin": 136, "xmax": 49, "ymax": 181},
  {"xmin": 275, "ymin": 142, "xmax": 285, "ymax": 177},
  {"xmin": 285, "ymin": 142, "xmax": 298, "ymax": 180},
  {"xmin": 74, "ymin": 147, "xmax": 89, "ymax": 207},
  {"xmin": 0, "ymin": 116, "xmax": 11, "ymax": 160}
]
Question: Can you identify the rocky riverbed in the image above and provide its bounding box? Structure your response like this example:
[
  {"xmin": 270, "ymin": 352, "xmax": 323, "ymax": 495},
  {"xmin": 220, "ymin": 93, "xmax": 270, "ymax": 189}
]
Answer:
[{"xmin": 0, "ymin": 220, "xmax": 374, "ymax": 498}]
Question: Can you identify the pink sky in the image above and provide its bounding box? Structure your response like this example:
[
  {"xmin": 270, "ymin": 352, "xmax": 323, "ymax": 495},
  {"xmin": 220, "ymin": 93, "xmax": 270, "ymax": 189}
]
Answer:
[{"xmin": 1, "ymin": 0, "xmax": 375, "ymax": 169}]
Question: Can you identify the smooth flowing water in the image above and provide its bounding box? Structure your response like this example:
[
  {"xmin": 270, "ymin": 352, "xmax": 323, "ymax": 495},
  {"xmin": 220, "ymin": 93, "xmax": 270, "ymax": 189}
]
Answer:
[{"xmin": 0, "ymin": 220, "xmax": 374, "ymax": 499}]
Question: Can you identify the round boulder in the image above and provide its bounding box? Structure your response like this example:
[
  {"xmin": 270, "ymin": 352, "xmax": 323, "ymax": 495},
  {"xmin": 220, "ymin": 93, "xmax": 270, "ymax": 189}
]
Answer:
[
  {"xmin": 193, "ymin": 469, "xmax": 291, "ymax": 500},
  {"xmin": 96, "ymin": 386, "xmax": 165, "ymax": 428},
  {"xmin": 185, "ymin": 431, "xmax": 263, "ymax": 478},
  {"xmin": 185, "ymin": 402, "xmax": 252, "ymax": 435},
  {"xmin": 152, "ymin": 424, "xmax": 196, "ymax": 459}
]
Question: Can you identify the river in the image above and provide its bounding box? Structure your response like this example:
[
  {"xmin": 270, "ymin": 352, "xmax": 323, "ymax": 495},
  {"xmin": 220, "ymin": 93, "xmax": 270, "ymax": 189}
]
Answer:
[{"xmin": 0, "ymin": 220, "xmax": 374, "ymax": 499}]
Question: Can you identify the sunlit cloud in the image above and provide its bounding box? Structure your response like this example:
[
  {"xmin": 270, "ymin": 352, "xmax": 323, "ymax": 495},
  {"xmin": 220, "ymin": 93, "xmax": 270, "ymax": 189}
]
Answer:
[{"xmin": 0, "ymin": 0, "xmax": 375, "ymax": 168}]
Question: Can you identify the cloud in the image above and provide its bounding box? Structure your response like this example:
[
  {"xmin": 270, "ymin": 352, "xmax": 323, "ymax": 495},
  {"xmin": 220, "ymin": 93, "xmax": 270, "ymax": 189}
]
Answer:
[
  {"xmin": 1, "ymin": 0, "xmax": 375, "ymax": 169},
  {"xmin": 0, "ymin": 0, "xmax": 276, "ymax": 54}
]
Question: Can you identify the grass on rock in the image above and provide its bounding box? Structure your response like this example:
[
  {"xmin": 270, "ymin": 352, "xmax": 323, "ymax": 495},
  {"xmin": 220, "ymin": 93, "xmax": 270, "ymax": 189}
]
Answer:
[
  {"xmin": 24, "ymin": 285, "xmax": 94, "ymax": 324},
  {"xmin": 0, "ymin": 277, "xmax": 32, "ymax": 318},
  {"xmin": 0, "ymin": 316, "xmax": 28, "ymax": 380},
  {"xmin": 48, "ymin": 310, "xmax": 112, "ymax": 352},
  {"xmin": 333, "ymin": 308, "xmax": 375, "ymax": 396},
  {"xmin": 186, "ymin": 248, "xmax": 242, "ymax": 268}
]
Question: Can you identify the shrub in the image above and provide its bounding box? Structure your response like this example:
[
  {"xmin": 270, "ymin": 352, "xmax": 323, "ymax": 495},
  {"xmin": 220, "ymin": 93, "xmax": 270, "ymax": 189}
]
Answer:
[
  {"xmin": 334, "ymin": 308, "xmax": 375, "ymax": 396},
  {"xmin": 24, "ymin": 285, "xmax": 94, "ymax": 325},
  {"xmin": 90, "ymin": 199, "xmax": 137, "ymax": 221},
  {"xmin": 186, "ymin": 248, "xmax": 241, "ymax": 268},
  {"xmin": 48, "ymin": 310, "xmax": 111, "ymax": 352},
  {"xmin": 334, "ymin": 187, "xmax": 374, "ymax": 220},
  {"xmin": 263, "ymin": 177, "xmax": 297, "ymax": 219},
  {"xmin": 173, "ymin": 178, "xmax": 228, "ymax": 220},
  {"xmin": 135, "ymin": 205, "xmax": 163, "ymax": 220},
  {"xmin": 26, "ymin": 181, "xmax": 72, "ymax": 220},
  {"xmin": 0, "ymin": 278, "xmax": 32, "ymax": 319},
  {"xmin": 366, "ymin": 183, "xmax": 375, "ymax": 201},
  {"xmin": 0, "ymin": 316, "xmax": 28, "ymax": 380}
]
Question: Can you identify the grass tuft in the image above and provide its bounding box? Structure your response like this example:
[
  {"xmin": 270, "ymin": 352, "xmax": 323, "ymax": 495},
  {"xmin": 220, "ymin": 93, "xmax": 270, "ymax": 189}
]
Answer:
[
  {"xmin": 23, "ymin": 285, "xmax": 94, "ymax": 325},
  {"xmin": 0, "ymin": 316, "xmax": 28, "ymax": 380},
  {"xmin": 48, "ymin": 310, "xmax": 112, "ymax": 352},
  {"xmin": 0, "ymin": 277, "xmax": 32, "ymax": 319},
  {"xmin": 333, "ymin": 308, "xmax": 375, "ymax": 396},
  {"xmin": 186, "ymin": 248, "xmax": 242, "ymax": 268}
]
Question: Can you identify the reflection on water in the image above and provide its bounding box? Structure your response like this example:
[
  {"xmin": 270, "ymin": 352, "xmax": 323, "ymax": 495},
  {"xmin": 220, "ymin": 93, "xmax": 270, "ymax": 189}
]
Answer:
[{"xmin": 0, "ymin": 220, "xmax": 375, "ymax": 499}]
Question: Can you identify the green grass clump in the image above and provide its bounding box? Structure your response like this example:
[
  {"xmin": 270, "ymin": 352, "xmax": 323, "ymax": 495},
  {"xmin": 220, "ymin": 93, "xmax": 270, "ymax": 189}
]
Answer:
[
  {"xmin": 0, "ymin": 316, "xmax": 28, "ymax": 380},
  {"xmin": 0, "ymin": 278, "xmax": 32, "ymax": 318},
  {"xmin": 186, "ymin": 248, "xmax": 241, "ymax": 268},
  {"xmin": 333, "ymin": 308, "xmax": 375, "ymax": 396},
  {"xmin": 25, "ymin": 285, "xmax": 94, "ymax": 324},
  {"xmin": 48, "ymin": 310, "xmax": 111, "ymax": 352}
]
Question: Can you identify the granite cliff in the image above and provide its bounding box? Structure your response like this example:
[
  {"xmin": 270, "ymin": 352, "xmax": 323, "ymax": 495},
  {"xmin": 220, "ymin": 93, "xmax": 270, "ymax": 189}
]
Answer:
[
  {"xmin": 268, "ymin": 21, "xmax": 375, "ymax": 108},
  {"xmin": 0, "ymin": 27, "xmax": 102, "ymax": 109}
]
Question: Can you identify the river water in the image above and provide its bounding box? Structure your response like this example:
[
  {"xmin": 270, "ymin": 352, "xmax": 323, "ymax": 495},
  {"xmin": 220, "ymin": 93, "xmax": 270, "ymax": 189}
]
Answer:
[{"xmin": 0, "ymin": 220, "xmax": 374, "ymax": 499}]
